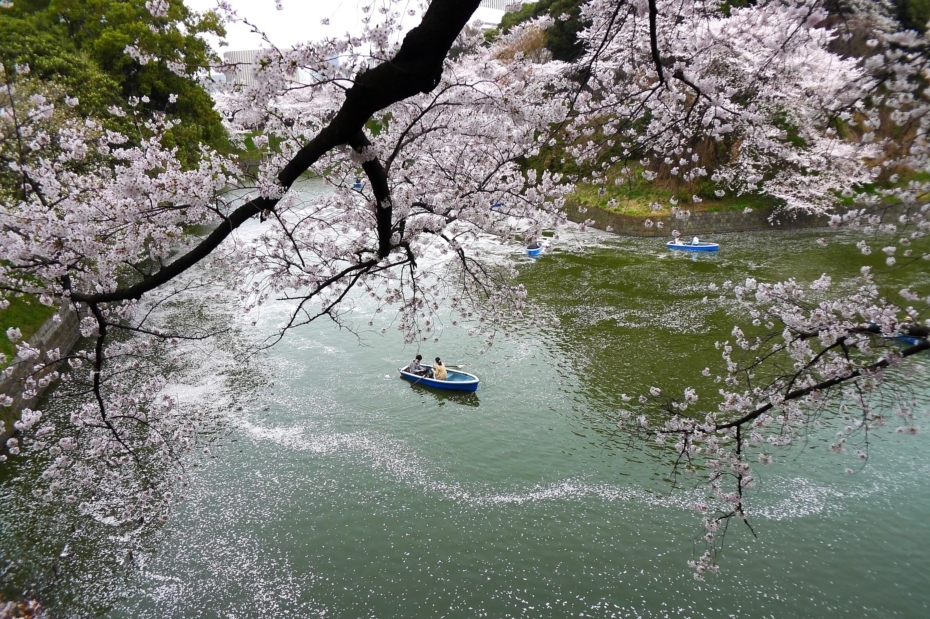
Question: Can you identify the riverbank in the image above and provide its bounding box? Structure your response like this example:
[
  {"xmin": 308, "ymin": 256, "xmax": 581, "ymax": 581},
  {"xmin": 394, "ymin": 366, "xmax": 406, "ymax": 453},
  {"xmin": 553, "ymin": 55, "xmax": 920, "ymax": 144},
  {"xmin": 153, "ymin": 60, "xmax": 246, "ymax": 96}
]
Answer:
[
  {"xmin": 0, "ymin": 297, "xmax": 56, "ymax": 370},
  {"xmin": 564, "ymin": 200, "xmax": 916, "ymax": 237},
  {"xmin": 0, "ymin": 305, "xmax": 81, "ymax": 442}
]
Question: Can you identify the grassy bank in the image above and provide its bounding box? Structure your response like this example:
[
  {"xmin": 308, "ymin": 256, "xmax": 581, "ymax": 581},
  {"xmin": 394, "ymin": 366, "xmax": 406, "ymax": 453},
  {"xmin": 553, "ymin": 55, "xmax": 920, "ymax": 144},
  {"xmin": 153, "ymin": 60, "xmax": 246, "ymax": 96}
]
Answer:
[
  {"xmin": 0, "ymin": 296, "xmax": 56, "ymax": 369},
  {"xmin": 570, "ymin": 165, "xmax": 779, "ymax": 217}
]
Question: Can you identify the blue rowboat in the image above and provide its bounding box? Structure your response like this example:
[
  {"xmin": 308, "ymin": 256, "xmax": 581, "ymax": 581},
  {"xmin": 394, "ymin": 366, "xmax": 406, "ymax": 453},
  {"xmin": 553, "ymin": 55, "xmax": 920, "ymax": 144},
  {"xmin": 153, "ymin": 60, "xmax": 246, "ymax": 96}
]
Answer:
[
  {"xmin": 667, "ymin": 241, "xmax": 719, "ymax": 252},
  {"xmin": 527, "ymin": 246, "xmax": 543, "ymax": 257},
  {"xmin": 895, "ymin": 334, "xmax": 925, "ymax": 346},
  {"xmin": 399, "ymin": 366, "xmax": 480, "ymax": 392}
]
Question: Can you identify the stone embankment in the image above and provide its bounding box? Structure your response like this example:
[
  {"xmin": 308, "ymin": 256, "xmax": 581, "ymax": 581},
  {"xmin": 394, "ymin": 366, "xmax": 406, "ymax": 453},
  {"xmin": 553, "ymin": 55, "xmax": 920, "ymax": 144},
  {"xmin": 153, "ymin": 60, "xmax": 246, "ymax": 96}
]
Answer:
[{"xmin": 1, "ymin": 305, "xmax": 81, "ymax": 442}]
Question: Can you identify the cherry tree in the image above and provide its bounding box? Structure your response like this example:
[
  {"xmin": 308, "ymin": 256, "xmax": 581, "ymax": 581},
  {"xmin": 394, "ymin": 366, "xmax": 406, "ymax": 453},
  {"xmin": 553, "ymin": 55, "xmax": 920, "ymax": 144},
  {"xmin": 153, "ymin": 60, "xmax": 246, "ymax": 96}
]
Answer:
[
  {"xmin": 0, "ymin": 0, "xmax": 928, "ymax": 578},
  {"xmin": 0, "ymin": 0, "xmax": 571, "ymax": 522},
  {"xmin": 212, "ymin": 13, "xmax": 572, "ymax": 345},
  {"xmin": 561, "ymin": 0, "xmax": 889, "ymax": 211},
  {"xmin": 560, "ymin": 0, "xmax": 930, "ymax": 576}
]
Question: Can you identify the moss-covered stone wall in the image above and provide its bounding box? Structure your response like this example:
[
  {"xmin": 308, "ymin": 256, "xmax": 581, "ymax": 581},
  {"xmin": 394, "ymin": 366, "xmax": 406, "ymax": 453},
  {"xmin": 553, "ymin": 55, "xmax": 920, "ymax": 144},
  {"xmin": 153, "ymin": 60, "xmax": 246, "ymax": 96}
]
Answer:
[{"xmin": 1, "ymin": 305, "xmax": 82, "ymax": 442}]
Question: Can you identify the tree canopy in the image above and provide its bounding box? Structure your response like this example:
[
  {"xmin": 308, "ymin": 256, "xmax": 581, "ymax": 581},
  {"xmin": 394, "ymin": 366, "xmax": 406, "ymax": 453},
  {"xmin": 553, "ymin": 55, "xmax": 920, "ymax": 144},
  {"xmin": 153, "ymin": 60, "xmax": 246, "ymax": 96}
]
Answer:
[
  {"xmin": 0, "ymin": 0, "xmax": 928, "ymax": 579},
  {"xmin": 1, "ymin": 0, "xmax": 228, "ymax": 164},
  {"xmin": 894, "ymin": 0, "xmax": 930, "ymax": 32},
  {"xmin": 498, "ymin": 0, "xmax": 588, "ymax": 61}
]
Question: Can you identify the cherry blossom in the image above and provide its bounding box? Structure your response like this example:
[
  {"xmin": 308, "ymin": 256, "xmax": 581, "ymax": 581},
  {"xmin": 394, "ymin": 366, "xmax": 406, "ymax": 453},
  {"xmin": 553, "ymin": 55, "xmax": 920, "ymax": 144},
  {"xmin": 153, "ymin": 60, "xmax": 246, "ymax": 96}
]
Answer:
[{"xmin": 0, "ymin": 0, "xmax": 927, "ymax": 577}]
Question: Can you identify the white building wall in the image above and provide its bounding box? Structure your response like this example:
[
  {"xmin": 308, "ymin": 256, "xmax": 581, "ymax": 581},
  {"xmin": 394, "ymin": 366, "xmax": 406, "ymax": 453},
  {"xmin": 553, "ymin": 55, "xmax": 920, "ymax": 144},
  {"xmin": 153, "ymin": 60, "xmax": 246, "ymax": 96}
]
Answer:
[
  {"xmin": 480, "ymin": 0, "xmax": 519, "ymax": 10},
  {"xmin": 222, "ymin": 49, "xmax": 262, "ymax": 88},
  {"xmin": 222, "ymin": 49, "xmax": 332, "ymax": 87},
  {"xmin": 476, "ymin": 0, "xmax": 535, "ymax": 27}
]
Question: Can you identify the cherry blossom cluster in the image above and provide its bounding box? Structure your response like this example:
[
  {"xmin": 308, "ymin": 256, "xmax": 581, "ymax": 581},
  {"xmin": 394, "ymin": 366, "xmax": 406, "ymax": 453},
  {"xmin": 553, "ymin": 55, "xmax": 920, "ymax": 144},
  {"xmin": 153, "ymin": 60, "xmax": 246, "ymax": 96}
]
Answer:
[
  {"xmin": 622, "ymin": 225, "xmax": 927, "ymax": 577},
  {"xmin": 211, "ymin": 14, "xmax": 573, "ymax": 346},
  {"xmin": 1, "ymin": 62, "xmax": 239, "ymax": 518},
  {"xmin": 565, "ymin": 0, "xmax": 881, "ymax": 212},
  {"xmin": 545, "ymin": 0, "xmax": 930, "ymax": 575}
]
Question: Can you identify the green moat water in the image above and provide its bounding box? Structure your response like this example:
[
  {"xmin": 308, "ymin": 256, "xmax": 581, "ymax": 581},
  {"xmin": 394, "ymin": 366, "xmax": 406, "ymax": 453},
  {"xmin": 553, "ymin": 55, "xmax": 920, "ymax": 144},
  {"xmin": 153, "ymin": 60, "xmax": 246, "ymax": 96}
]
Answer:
[{"xmin": 2, "ymin": 197, "xmax": 929, "ymax": 617}]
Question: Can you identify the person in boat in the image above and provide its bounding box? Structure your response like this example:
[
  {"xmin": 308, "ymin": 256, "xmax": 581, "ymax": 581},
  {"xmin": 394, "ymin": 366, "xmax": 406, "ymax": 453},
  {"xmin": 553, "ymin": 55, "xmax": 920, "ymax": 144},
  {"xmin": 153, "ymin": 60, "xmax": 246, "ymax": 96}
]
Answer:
[
  {"xmin": 898, "ymin": 315, "xmax": 928, "ymax": 338},
  {"xmin": 433, "ymin": 357, "xmax": 448, "ymax": 380},
  {"xmin": 405, "ymin": 354, "xmax": 430, "ymax": 377},
  {"xmin": 692, "ymin": 236, "xmax": 699, "ymax": 245},
  {"xmin": 527, "ymin": 240, "xmax": 540, "ymax": 250}
]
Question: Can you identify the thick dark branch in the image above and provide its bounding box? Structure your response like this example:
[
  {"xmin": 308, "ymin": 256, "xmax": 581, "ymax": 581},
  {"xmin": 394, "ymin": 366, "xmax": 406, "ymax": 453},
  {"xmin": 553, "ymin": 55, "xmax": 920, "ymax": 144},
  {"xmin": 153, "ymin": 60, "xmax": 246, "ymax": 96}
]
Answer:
[
  {"xmin": 277, "ymin": 0, "xmax": 482, "ymax": 184},
  {"xmin": 348, "ymin": 130, "xmax": 393, "ymax": 258},
  {"xmin": 903, "ymin": 324, "xmax": 930, "ymax": 338},
  {"xmin": 88, "ymin": 303, "xmax": 109, "ymax": 422},
  {"xmin": 72, "ymin": 197, "xmax": 277, "ymax": 303},
  {"xmin": 648, "ymin": 0, "xmax": 665, "ymax": 83},
  {"xmin": 88, "ymin": 303, "xmax": 140, "ymax": 462},
  {"xmin": 73, "ymin": 0, "xmax": 482, "ymax": 304}
]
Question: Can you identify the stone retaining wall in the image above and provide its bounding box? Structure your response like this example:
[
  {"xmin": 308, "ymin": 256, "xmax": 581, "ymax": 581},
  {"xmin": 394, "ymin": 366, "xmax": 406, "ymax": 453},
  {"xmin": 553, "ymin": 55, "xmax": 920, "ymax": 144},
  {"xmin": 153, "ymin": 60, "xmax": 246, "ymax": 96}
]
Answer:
[{"xmin": 1, "ymin": 305, "xmax": 82, "ymax": 442}]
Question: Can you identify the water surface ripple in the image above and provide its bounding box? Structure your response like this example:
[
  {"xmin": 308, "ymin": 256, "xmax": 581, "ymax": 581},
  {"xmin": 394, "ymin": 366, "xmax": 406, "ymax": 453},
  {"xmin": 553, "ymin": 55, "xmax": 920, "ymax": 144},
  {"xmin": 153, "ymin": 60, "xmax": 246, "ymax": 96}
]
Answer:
[{"xmin": 2, "ymin": 206, "xmax": 929, "ymax": 618}]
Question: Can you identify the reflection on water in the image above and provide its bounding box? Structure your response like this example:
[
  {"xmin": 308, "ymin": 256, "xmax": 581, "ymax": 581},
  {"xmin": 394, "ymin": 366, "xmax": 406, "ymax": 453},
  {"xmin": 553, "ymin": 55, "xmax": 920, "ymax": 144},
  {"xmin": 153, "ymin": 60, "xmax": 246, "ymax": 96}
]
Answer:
[
  {"xmin": 405, "ymin": 382, "xmax": 481, "ymax": 407},
  {"xmin": 1, "ymin": 212, "xmax": 929, "ymax": 618}
]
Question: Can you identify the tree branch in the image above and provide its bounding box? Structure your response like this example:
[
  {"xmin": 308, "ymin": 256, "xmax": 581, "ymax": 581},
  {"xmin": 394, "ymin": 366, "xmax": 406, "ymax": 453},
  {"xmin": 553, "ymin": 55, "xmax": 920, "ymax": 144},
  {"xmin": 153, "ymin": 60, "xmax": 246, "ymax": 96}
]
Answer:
[
  {"xmin": 716, "ymin": 339, "xmax": 930, "ymax": 431},
  {"xmin": 648, "ymin": 0, "xmax": 665, "ymax": 83},
  {"xmin": 72, "ymin": 0, "xmax": 483, "ymax": 304}
]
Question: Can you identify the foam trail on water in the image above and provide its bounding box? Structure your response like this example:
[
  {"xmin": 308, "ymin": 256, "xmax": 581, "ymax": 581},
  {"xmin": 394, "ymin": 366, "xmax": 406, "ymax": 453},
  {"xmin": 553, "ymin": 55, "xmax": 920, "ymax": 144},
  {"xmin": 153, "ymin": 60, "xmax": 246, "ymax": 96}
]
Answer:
[{"xmin": 232, "ymin": 410, "xmax": 915, "ymax": 523}]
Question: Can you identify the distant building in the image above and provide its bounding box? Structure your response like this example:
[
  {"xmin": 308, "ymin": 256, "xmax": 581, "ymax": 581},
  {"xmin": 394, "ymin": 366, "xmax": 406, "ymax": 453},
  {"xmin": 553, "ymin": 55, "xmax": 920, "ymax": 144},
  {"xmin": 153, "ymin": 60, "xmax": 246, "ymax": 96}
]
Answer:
[
  {"xmin": 475, "ymin": 0, "xmax": 535, "ymax": 28},
  {"xmin": 222, "ymin": 49, "xmax": 262, "ymax": 88},
  {"xmin": 221, "ymin": 49, "xmax": 336, "ymax": 87},
  {"xmin": 480, "ymin": 0, "xmax": 526, "ymax": 9}
]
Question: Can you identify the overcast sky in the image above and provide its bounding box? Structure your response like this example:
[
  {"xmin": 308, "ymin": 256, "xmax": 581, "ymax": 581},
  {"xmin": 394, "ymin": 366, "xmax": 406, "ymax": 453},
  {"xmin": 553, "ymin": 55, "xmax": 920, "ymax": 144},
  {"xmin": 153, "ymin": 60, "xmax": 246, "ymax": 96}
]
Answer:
[{"xmin": 183, "ymin": 0, "xmax": 503, "ymax": 52}]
